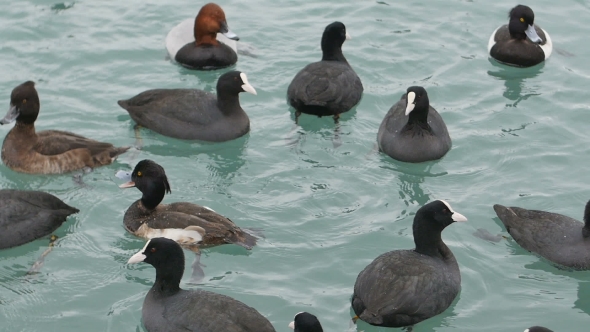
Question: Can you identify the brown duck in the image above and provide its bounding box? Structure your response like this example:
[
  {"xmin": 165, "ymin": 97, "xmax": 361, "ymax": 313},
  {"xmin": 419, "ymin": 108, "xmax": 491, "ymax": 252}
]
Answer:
[
  {"xmin": 0, "ymin": 81, "xmax": 129, "ymax": 174},
  {"xmin": 119, "ymin": 159, "xmax": 256, "ymax": 252}
]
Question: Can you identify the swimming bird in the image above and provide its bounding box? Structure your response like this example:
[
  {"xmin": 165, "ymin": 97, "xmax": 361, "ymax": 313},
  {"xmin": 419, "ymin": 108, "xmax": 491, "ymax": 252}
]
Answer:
[
  {"xmin": 117, "ymin": 71, "xmax": 256, "ymax": 142},
  {"xmin": 488, "ymin": 5, "xmax": 552, "ymax": 67},
  {"xmin": 377, "ymin": 86, "xmax": 451, "ymax": 163},
  {"xmin": 288, "ymin": 312, "xmax": 323, "ymax": 332},
  {"xmin": 525, "ymin": 327, "xmax": 553, "ymax": 332},
  {"xmin": 127, "ymin": 237, "xmax": 276, "ymax": 332},
  {"xmin": 287, "ymin": 21, "xmax": 363, "ymax": 123},
  {"xmin": 493, "ymin": 201, "xmax": 590, "ymax": 270},
  {"xmin": 352, "ymin": 200, "xmax": 467, "ymax": 327},
  {"xmin": 0, "ymin": 81, "xmax": 129, "ymax": 174},
  {"xmin": 0, "ymin": 189, "xmax": 78, "ymax": 249},
  {"xmin": 119, "ymin": 159, "xmax": 257, "ymax": 251},
  {"xmin": 166, "ymin": 3, "xmax": 239, "ymax": 70}
]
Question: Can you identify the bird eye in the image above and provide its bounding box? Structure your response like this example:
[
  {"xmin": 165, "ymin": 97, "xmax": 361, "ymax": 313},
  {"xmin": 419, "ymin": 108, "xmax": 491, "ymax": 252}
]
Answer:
[
  {"xmin": 22, "ymin": 99, "xmax": 27, "ymax": 104},
  {"xmin": 137, "ymin": 171, "xmax": 142, "ymax": 177},
  {"xmin": 442, "ymin": 208, "xmax": 448, "ymax": 213},
  {"xmin": 150, "ymin": 247, "xmax": 156, "ymax": 253},
  {"xmin": 519, "ymin": 17, "xmax": 525, "ymax": 23}
]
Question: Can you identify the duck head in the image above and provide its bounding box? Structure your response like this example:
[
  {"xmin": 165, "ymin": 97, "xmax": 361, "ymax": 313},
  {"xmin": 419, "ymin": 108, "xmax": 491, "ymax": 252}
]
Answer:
[
  {"xmin": 508, "ymin": 5, "xmax": 542, "ymax": 43},
  {"xmin": 321, "ymin": 21, "xmax": 350, "ymax": 62},
  {"xmin": 413, "ymin": 200, "xmax": 467, "ymax": 256},
  {"xmin": 194, "ymin": 3, "xmax": 239, "ymax": 46},
  {"xmin": 217, "ymin": 71, "xmax": 257, "ymax": 96},
  {"xmin": 288, "ymin": 312, "xmax": 323, "ymax": 332},
  {"xmin": 1, "ymin": 81, "xmax": 40, "ymax": 125},
  {"xmin": 404, "ymin": 86, "xmax": 431, "ymax": 125},
  {"xmin": 120, "ymin": 159, "xmax": 171, "ymax": 210},
  {"xmin": 128, "ymin": 237, "xmax": 185, "ymax": 292}
]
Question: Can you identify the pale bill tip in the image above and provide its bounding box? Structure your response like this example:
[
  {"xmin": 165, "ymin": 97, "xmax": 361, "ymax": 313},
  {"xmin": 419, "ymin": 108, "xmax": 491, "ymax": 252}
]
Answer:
[
  {"xmin": 452, "ymin": 212, "xmax": 468, "ymax": 222},
  {"xmin": 128, "ymin": 240, "xmax": 151, "ymax": 264},
  {"xmin": 127, "ymin": 252, "xmax": 146, "ymax": 264},
  {"xmin": 222, "ymin": 29, "xmax": 239, "ymax": 41},
  {"xmin": 119, "ymin": 181, "xmax": 136, "ymax": 189},
  {"xmin": 345, "ymin": 31, "xmax": 351, "ymax": 40},
  {"xmin": 240, "ymin": 72, "xmax": 257, "ymax": 95},
  {"xmin": 288, "ymin": 321, "xmax": 295, "ymax": 330}
]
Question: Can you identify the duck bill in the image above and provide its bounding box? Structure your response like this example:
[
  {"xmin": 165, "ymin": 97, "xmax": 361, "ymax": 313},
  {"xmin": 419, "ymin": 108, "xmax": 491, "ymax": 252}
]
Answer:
[
  {"xmin": 119, "ymin": 181, "xmax": 136, "ymax": 189},
  {"xmin": 405, "ymin": 92, "xmax": 416, "ymax": 116},
  {"xmin": 525, "ymin": 25, "xmax": 542, "ymax": 44},
  {"xmin": 220, "ymin": 21, "xmax": 239, "ymax": 41},
  {"xmin": 127, "ymin": 251, "xmax": 146, "ymax": 264},
  {"xmin": 452, "ymin": 212, "xmax": 468, "ymax": 222},
  {"xmin": 0, "ymin": 105, "xmax": 19, "ymax": 125},
  {"xmin": 128, "ymin": 240, "xmax": 150, "ymax": 264},
  {"xmin": 239, "ymin": 72, "xmax": 257, "ymax": 95}
]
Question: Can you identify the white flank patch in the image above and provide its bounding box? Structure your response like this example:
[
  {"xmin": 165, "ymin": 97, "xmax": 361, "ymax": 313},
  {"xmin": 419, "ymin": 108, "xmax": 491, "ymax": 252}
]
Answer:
[
  {"xmin": 439, "ymin": 200, "xmax": 468, "ymax": 222},
  {"xmin": 487, "ymin": 26, "xmax": 500, "ymax": 53},
  {"xmin": 540, "ymin": 28, "xmax": 553, "ymax": 59},
  {"xmin": 128, "ymin": 240, "xmax": 151, "ymax": 264},
  {"xmin": 524, "ymin": 330, "xmax": 530, "ymax": 332},
  {"xmin": 203, "ymin": 206, "xmax": 215, "ymax": 212},
  {"xmin": 165, "ymin": 18, "xmax": 238, "ymax": 60},
  {"xmin": 240, "ymin": 72, "xmax": 257, "ymax": 95},
  {"xmin": 147, "ymin": 227, "xmax": 205, "ymax": 246},
  {"xmin": 405, "ymin": 91, "xmax": 416, "ymax": 115}
]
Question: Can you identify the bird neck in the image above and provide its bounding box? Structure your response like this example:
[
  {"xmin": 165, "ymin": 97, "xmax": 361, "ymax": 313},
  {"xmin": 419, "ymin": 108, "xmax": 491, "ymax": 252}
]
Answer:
[
  {"xmin": 140, "ymin": 182, "xmax": 166, "ymax": 210},
  {"xmin": 407, "ymin": 104, "xmax": 430, "ymax": 125},
  {"xmin": 321, "ymin": 37, "xmax": 347, "ymax": 63},
  {"xmin": 152, "ymin": 264, "xmax": 183, "ymax": 296},
  {"xmin": 322, "ymin": 49, "xmax": 347, "ymax": 63},
  {"xmin": 413, "ymin": 215, "xmax": 448, "ymax": 259},
  {"xmin": 216, "ymin": 92, "xmax": 242, "ymax": 115}
]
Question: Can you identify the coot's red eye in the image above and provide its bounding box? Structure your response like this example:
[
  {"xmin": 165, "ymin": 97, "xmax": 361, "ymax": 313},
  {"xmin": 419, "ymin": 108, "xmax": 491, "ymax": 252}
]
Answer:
[{"xmin": 150, "ymin": 247, "xmax": 156, "ymax": 253}]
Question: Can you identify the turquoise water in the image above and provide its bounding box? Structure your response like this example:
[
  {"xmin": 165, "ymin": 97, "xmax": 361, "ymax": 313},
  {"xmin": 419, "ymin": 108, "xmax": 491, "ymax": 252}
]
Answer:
[{"xmin": 1, "ymin": 0, "xmax": 590, "ymax": 331}]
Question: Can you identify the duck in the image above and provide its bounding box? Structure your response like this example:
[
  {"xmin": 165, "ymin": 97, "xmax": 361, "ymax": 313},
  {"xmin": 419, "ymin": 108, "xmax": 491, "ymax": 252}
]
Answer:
[
  {"xmin": 287, "ymin": 21, "xmax": 363, "ymax": 123},
  {"xmin": 488, "ymin": 5, "xmax": 552, "ymax": 67},
  {"xmin": 127, "ymin": 237, "xmax": 276, "ymax": 332},
  {"xmin": 352, "ymin": 200, "xmax": 467, "ymax": 328},
  {"xmin": 166, "ymin": 3, "xmax": 239, "ymax": 70},
  {"xmin": 0, "ymin": 189, "xmax": 78, "ymax": 249},
  {"xmin": 119, "ymin": 159, "xmax": 257, "ymax": 251},
  {"xmin": 377, "ymin": 86, "xmax": 451, "ymax": 163},
  {"xmin": 525, "ymin": 327, "xmax": 553, "ymax": 332},
  {"xmin": 117, "ymin": 71, "xmax": 256, "ymax": 142},
  {"xmin": 288, "ymin": 312, "xmax": 323, "ymax": 332},
  {"xmin": 493, "ymin": 200, "xmax": 590, "ymax": 270},
  {"xmin": 0, "ymin": 81, "xmax": 129, "ymax": 174}
]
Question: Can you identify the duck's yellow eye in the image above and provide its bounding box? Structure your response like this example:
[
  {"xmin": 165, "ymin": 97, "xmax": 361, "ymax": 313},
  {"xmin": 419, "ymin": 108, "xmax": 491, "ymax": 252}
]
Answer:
[
  {"xmin": 137, "ymin": 171, "xmax": 142, "ymax": 177},
  {"xmin": 22, "ymin": 99, "xmax": 26, "ymax": 104},
  {"xmin": 520, "ymin": 17, "xmax": 525, "ymax": 23}
]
